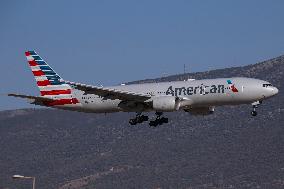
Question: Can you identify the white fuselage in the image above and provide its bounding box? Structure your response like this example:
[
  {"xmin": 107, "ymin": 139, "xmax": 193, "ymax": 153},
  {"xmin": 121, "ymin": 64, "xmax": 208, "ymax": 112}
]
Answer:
[{"xmin": 60, "ymin": 77, "xmax": 278, "ymax": 113}]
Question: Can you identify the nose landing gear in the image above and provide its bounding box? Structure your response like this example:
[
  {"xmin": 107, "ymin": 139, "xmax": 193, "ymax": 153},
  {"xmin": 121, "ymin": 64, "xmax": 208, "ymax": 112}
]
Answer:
[
  {"xmin": 251, "ymin": 107, "xmax": 257, "ymax": 116},
  {"xmin": 251, "ymin": 101, "xmax": 262, "ymax": 116}
]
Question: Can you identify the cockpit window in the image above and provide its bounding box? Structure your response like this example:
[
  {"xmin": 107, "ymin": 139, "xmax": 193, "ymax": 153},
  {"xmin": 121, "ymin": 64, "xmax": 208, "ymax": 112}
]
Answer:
[{"xmin": 263, "ymin": 83, "xmax": 272, "ymax": 87}]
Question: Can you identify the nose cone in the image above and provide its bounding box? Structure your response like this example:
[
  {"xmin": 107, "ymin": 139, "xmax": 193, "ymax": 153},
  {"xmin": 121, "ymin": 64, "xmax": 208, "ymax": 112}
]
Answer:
[
  {"xmin": 273, "ymin": 87, "xmax": 279, "ymax": 95},
  {"xmin": 263, "ymin": 86, "xmax": 279, "ymax": 99}
]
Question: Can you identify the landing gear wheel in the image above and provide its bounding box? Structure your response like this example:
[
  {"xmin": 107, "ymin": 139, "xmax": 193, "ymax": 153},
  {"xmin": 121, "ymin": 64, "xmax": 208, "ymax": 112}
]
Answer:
[
  {"xmin": 149, "ymin": 120, "xmax": 158, "ymax": 127},
  {"xmin": 250, "ymin": 101, "xmax": 260, "ymax": 117},
  {"xmin": 148, "ymin": 112, "xmax": 169, "ymax": 127},
  {"xmin": 129, "ymin": 114, "xmax": 149, "ymax": 125},
  {"xmin": 136, "ymin": 115, "xmax": 149, "ymax": 123},
  {"xmin": 140, "ymin": 115, "xmax": 149, "ymax": 122},
  {"xmin": 160, "ymin": 117, "xmax": 168, "ymax": 124},
  {"xmin": 149, "ymin": 116, "xmax": 168, "ymax": 127},
  {"xmin": 129, "ymin": 119, "xmax": 137, "ymax": 125},
  {"xmin": 251, "ymin": 111, "xmax": 257, "ymax": 116}
]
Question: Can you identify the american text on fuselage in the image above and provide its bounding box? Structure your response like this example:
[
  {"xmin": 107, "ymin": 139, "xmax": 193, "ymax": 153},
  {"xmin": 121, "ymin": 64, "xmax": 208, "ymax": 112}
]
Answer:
[{"xmin": 166, "ymin": 84, "xmax": 225, "ymax": 96}]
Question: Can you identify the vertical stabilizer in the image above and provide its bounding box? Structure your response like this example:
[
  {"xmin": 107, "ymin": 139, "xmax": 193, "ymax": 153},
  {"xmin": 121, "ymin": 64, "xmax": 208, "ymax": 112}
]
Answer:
[{"xmin": 25, "ymin": 51, "xmax": 80, "ymax": 106}]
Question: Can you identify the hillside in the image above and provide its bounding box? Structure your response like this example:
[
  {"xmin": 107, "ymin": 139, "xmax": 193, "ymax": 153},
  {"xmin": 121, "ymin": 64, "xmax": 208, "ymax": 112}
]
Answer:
[{"xmin": 0, "ymin": 55, "xmax": 283, "ymax": 189}]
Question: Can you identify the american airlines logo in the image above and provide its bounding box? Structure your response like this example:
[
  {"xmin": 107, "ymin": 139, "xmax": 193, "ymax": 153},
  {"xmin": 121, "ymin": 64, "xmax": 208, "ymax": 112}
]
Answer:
[
  {"xmin": 166, "ymin": 84, "xmax": 226, "ymax": 96},
  {"xmin": 227, "ymin": 80, "xmax": 239, "ymax": 93}
]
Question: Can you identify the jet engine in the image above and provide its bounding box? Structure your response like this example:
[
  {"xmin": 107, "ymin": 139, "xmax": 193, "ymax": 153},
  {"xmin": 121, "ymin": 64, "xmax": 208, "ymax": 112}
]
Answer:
[
  {"xmin": 152, "ymin": 96, "xmax": 180, "ymax": 112},
  {"xmin": 184, "ymin": 107, "xmax": 215, "ymax": 115}
]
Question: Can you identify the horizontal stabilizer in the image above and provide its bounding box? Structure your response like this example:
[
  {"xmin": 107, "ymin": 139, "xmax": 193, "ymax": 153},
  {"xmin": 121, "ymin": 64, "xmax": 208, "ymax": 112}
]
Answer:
[
  {"xmin": 8, "ymin": 93, "xmax": 80, "ymax": 107},
  {"xmin": 8, "ymin": 93, "xmax": 53, "ymax": 106},
  {"xmin": 8, "ymin": 93, "xmax": 53, "ymax": 101}
]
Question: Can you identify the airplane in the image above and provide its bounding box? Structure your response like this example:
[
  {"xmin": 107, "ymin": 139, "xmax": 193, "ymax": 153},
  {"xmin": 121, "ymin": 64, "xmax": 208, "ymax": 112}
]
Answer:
[{"xmin": 8, "ymin": 51, "xmax": 279, "ymax": 127}]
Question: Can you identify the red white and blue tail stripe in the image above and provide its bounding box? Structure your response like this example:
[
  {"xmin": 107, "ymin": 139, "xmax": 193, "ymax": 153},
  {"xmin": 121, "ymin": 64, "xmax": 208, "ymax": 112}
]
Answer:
[{"xmin": 25, "ymin": 51, "xmax": 80, "ymax": 106}]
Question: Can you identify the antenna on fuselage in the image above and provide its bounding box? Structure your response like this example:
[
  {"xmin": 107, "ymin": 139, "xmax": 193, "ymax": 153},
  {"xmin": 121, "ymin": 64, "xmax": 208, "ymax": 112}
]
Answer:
[{"xmin": 183, "ymin": 64, "xmax": 192, "ymax": 81}]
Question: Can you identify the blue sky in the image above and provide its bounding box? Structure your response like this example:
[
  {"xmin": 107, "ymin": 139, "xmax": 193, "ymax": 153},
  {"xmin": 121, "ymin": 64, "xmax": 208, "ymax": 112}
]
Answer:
[{"xmin": 1, "ymin": 0, "xmax": 284, "ymax": 110}]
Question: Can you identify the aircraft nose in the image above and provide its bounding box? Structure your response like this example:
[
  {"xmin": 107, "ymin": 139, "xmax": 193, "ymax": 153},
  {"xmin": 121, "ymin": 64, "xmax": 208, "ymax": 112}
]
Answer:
[
  {"xmin": 273, "ymin": 87, "xmax": 279, "ymax": 95},
  {"xmin": 263, "ymin": 86, "xmax": 279, "ymax": 98}
]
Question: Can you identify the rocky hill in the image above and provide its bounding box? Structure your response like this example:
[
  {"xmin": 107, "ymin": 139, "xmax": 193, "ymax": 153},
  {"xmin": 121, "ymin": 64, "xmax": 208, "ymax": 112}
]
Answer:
[{"xmin": 0, "ymin": 55, "xmax": 283, "ymax": 189}]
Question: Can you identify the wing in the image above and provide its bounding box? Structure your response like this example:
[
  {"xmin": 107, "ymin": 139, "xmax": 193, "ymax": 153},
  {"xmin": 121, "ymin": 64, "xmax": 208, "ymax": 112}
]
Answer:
[
  {"xmin": 8, "ymin": 93, "xmax": 53, "ymax": 105},
  {"xmin": 65, "ymin": 81, "xmax": 152, "ymax": 102}
]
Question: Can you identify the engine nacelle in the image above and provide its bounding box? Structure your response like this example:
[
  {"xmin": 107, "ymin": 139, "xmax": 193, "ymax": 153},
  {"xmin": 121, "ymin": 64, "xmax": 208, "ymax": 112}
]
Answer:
[{"xmin": 152, "ymin": 96, "xmax": 179, "ymax": 112}]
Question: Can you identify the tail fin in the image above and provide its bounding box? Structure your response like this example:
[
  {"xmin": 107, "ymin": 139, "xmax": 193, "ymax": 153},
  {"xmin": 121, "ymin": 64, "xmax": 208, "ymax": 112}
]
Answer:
[{"xmin": 25, "ymin": 51, "xmax": 80, "ymax": 106}]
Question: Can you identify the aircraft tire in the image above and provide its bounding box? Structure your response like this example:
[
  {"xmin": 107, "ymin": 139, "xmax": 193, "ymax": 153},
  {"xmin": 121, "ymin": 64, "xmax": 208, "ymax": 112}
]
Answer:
[
  {"xmin": 141, "ymin": 115, "xmax": 149, "ymax": 122},
  {"xmin": 251, "ymin": 111, "xmax": 257, "ymax": 116},
  {"xmin": 160, "ymin": 117, "xmax": 168, "ymax": 123},
  {"xmin": 129, "ymin": 119, "xmax": 137, "ymax": 125},
  {"xmin": 149, "ymin": 120, "xmax": 158, "ymax": 127}
]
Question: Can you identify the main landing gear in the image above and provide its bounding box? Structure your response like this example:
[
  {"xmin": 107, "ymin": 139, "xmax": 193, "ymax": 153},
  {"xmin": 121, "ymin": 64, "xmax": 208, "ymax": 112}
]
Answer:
[
  {"xmin": 251, "ymin": 101, "xmax": 262, "ymax": 116},
  {"xmin": 129, "ymin": 112, "xmax": 169, "ymax": 127},
  {"xmin": 129, "ymin": 113, "xmax": 149, "ymax": 125},
  {"xmin": 149, "ymin": 112, "xmax": 168, "ymax": 127}
]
